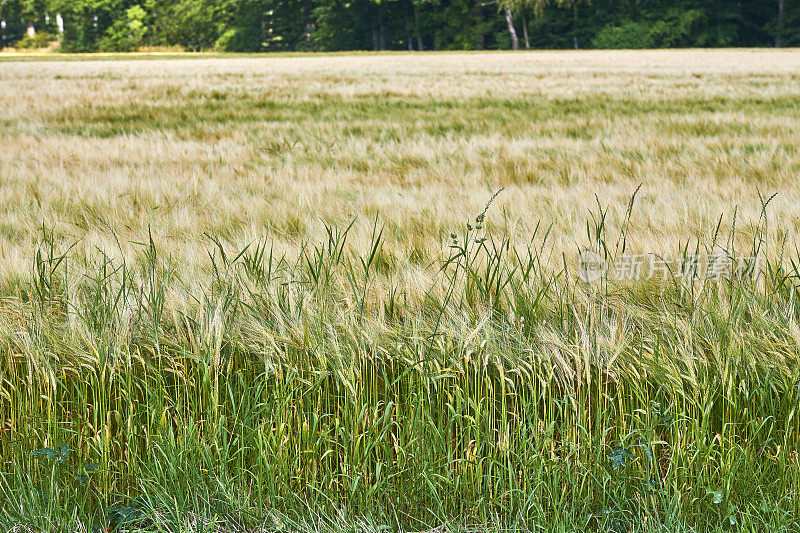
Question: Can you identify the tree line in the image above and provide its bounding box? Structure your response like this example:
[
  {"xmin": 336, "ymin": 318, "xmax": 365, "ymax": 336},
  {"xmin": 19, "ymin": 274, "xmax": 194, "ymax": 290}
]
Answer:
[{"xmin": 0, "ymin": 0, "xmax": 796, "ymax": 52}]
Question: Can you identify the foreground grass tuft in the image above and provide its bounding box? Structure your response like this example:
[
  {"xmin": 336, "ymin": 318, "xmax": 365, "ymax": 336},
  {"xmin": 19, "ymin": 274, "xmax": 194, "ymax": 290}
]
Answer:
[{"xmin": 1, "ymin": 195, "xmax": 799, "ymax": 531}]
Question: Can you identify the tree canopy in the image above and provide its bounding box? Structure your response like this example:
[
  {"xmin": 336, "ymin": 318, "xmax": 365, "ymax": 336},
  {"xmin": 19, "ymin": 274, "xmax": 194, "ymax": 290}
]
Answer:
[{"xmin": 0, "ymin": 0, "xmax": 795, "ymax": 52}]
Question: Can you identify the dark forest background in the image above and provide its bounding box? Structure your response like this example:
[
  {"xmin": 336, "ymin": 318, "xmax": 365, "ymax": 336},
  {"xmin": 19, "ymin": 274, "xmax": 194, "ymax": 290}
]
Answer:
[{"xmin": 0, "ymin": 0, "xmax": 797, "ymax": 52}]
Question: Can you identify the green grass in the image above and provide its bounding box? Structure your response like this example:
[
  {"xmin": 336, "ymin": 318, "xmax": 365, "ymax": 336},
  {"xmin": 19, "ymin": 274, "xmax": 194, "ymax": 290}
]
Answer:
[{"xmin": 1, "ymin": 197, "xmax": 800, "ymax": 532}]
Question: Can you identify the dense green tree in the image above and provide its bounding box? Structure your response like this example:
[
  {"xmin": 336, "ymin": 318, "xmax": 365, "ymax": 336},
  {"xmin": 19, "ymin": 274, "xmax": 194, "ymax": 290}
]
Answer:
[
  {"xmin": 162, "ymin": 0, "xmax": 226, "ymax": 50},
  {"xmin": 50, "ymin": 0, "xmax": 137, "ymax": 51},
  {"xmin": 97, "ymin": 4, "xmax": 146, "ymax": 50},
  {"xmin": 1, "ymin": 0, "xmax": 26, "ymax": 47},
  {"xmin": 2, "ymin": 0, "xmax": 798, "ymax": 51},
  {"xmin": 499, "ymin": 0, "xmax": 582, "ymax": 49}
]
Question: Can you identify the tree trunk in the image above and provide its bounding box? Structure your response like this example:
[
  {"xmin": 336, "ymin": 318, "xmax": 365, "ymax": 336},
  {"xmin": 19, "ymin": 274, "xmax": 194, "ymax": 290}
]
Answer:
[
  {"xmin": 305, "ymin": 0, "xmax": 314, "ymax": 47},
  {"xmin": 414, "ymin": 3, "xmax": 424, "ymax": 50},
  {"xmin": 776, "ymin": 0, "xmax": 785, "ymax": 47},
  {"xmin": 504, "ymin": 7, "xmax": 519, "ymax": 50},
  {"xmin": 572, "ymin": 2, "xmax": 579, "ymax": 49},
  {"xmin": 378, "ymin": 3, "xmax": 385, "ymax": 50},
  {"xmin": 475, "ymin": 0, "xmax": 485, "ymax": 49},
  {"xmin": 521, "ymin": 10, "xmax": 530, "ymax": 48}
]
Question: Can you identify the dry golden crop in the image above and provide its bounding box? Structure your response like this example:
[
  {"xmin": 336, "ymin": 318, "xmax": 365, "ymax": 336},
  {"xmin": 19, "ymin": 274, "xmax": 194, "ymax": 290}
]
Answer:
[{"xmin": 1, "ymin": 50, "xmax": 800, "ymax": 531}]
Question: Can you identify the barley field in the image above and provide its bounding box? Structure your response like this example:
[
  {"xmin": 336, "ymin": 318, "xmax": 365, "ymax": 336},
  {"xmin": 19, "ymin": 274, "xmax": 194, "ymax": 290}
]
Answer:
[{"xmin": 1, "ymin": 50, "xmax": 800, "ymax": 531}]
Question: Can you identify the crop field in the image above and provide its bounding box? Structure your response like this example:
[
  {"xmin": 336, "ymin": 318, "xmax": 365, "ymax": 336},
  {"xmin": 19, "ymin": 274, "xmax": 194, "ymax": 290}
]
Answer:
[{"xmin": 2, "ymin": 50, "xmax": 800, "ymax": 531}]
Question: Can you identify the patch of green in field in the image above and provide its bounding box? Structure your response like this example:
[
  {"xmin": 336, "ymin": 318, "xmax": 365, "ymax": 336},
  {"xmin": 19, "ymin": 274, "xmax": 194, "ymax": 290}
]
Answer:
[{"xmin": 24, "ymin": 94, "xmax": 800, "ymax": 140}]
